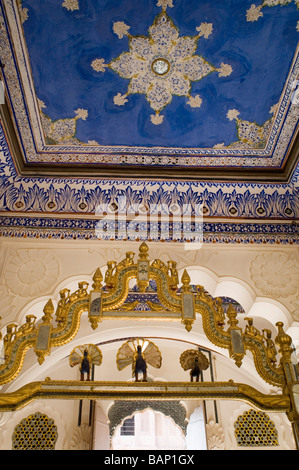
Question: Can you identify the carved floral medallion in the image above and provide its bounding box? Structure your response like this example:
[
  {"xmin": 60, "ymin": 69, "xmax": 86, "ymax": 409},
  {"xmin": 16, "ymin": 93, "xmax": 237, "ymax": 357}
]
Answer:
[
  {"xmin": 4, "ymin": 250, "xmax": 60, "ymax": 297},
  {"xmin": 250, "ymin": 252, "xmax": 299, "ymax": 298}
]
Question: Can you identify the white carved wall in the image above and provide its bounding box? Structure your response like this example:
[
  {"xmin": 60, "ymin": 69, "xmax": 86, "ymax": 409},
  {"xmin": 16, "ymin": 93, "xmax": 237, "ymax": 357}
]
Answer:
[{"xmin": 0, "ymin": 238, "xmax": 298, "ymax": 450}]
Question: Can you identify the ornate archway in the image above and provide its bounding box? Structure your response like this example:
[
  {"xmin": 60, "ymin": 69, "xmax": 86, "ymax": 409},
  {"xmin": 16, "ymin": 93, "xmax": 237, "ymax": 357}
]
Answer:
[{"xmin": 0, "ymin": 242, "xmax": 299, "ymax": 448}]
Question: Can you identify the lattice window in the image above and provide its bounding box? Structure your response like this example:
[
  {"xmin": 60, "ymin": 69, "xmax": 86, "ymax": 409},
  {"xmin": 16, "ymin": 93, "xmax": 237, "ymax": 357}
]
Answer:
[
  {"xmin": 120, "ymin": 416, "xmax": 135, "ymax": 436},
  {"xmin": 12, "ymin": 412, "xmax": 58, "ymax": 450},
  {"xmin": 234, "ymin": 409, "xmax": 278, "ymax": 447}
]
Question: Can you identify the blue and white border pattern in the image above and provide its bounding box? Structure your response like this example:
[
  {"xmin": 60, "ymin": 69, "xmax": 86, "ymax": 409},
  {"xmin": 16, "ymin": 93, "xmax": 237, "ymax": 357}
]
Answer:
[
  {"xmin": 0, "ymin": 214, "xmax": 297, "ymax": 244},
  {"xmin": 0, "ymin": 122, "xmax": 298, "ymax": 218},
  {"xmin": 0, "ymin": 218, "xmax": 297, "ymax": 245},
  {"xmin": 0, "ymin": 120, "xmax": 298, "ymax": 244}
]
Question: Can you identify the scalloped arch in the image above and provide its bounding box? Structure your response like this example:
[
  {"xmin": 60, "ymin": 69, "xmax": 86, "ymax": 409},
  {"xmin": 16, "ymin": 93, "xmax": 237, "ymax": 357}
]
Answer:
[
  {"xmin": 8, "ymin": 263, "xmax": 296, "ymax": 346},
  {"xmin": 1, "ymin": 251, "xmax": 296, "ymax": 391}
]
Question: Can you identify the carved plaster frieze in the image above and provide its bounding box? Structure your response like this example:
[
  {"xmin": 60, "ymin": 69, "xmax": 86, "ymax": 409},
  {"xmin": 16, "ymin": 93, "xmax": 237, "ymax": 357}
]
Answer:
[
  {"xmin": 250, "ymin": 252, "xmax": 299, "ymax": 298},
  {"xmin": 69, "ymin": 424, "xmax": 91, "ymax": 450},
  {"xmin": 290, "ymin": 298, "xmax": 299, "ymax": 322},
  {"xmin": 3, "ymin": 250, "xmax": 60, "ymax": 297},
  {"xmin": 206, "ymin": 419, "xmax": 225, "ymax": 450},
  {"xmin": 0, "ymin": 285, "xmax": 17, "ymax": 323}
]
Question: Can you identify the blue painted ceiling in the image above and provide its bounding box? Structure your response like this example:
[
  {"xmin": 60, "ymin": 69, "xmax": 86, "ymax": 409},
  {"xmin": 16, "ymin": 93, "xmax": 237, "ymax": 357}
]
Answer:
[
  {"xmin": 0, "ymin": 0, "xmax": 298, "ymax": 241},
  {"xmin": 20, "ymin": 0, "xmax": 298, "ymax": 149},
  {"xmin": 0, "ymin": 0, "xmax": 298, "ymax": 177}
]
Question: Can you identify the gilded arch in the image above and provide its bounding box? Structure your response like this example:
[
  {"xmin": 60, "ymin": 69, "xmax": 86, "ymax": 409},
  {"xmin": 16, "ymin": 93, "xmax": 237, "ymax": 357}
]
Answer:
[
  {"xmin": 0, "ymin": 242, "xmax": 289, "ymax": 386},
  {"xmin": 0, "ymin": 242, "xmax": 299, "ymax": 450}
]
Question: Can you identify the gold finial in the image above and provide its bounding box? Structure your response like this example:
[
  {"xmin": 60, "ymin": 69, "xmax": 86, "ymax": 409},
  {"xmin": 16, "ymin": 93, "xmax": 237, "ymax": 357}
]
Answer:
[
  {"xmin": 139, "ymin": 242, "xmax": 149, "ymax": 260},
  {"xmin": 275, "ymin": 322, "xmax": 293, "ymax": 364},
  {"xmin": 42, "ymin": 300, "xmax": 54, "ymax": 324},
  {"xmin": 92, "ymin": 268, "xmax": 103, "ymax": 291},
  {"xmin": 181, "ymin": 269, "xmax": 191, "ymax": 292}
]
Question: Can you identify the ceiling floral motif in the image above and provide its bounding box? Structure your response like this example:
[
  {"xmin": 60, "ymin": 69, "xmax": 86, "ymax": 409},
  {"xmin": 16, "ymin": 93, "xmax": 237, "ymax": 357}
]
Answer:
[
  {"xmin": 62, "ymin": 0, "xmax": 79, "ymax": 12},
  {"xmin": 92, "ymin": 0, "xmax": 232, "ymax": 125},
  {"xmin": 19, "ymin": 0, "xmax": 80, "ymax": 18},
  {"xmin": 38, "ymin": 100, "xmax": 90, "ymax": 145},
  {"xmin": 250, "ymin": 252, "xmax": 299, "ymax": 298},
  {"xmin": 215, "ymin": 106, "xmax": 277, "ymax": 149},
  {"xmin": 246, "ymin": 0, "xmax": 299, "ymax": 30}
]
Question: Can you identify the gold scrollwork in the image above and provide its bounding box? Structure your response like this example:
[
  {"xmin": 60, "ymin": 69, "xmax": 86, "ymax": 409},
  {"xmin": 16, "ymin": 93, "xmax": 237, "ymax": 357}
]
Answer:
[{"xmin": 0, "ymin": 242, "xmax": 292, "ymax": 391}]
